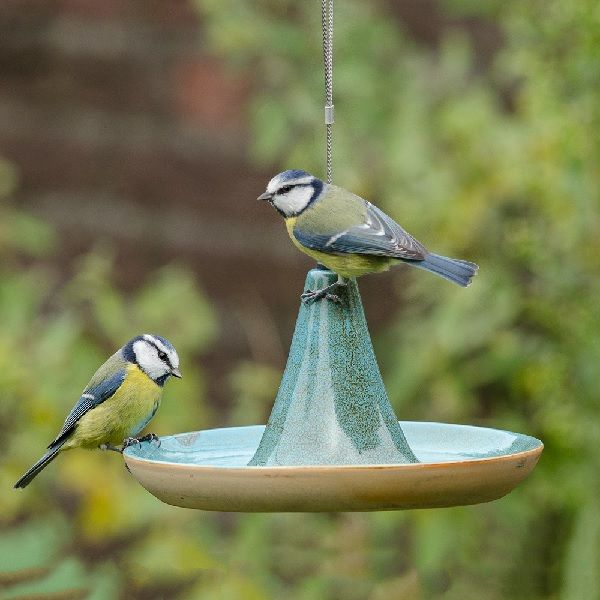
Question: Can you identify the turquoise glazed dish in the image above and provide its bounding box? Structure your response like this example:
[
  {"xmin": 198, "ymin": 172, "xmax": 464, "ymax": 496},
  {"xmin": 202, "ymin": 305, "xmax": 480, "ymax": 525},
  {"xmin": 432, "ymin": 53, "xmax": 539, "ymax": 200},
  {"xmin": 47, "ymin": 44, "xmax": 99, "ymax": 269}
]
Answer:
[{"xmin": 123, "ymin": 422, "xmax": 543, "ymax": 511}]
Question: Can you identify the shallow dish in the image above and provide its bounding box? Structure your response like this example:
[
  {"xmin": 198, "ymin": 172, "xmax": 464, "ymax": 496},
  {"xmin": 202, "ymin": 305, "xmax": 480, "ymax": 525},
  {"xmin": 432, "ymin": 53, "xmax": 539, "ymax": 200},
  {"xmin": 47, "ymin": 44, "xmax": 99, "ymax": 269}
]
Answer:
[{"xmin": 123, "ymin": 422, "xmax": 542, "ymax": 512}]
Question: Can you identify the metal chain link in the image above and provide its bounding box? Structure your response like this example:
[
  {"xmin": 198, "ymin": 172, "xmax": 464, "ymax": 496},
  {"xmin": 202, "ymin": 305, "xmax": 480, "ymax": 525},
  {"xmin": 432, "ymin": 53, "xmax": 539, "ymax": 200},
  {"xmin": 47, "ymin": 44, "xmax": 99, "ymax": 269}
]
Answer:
[{"xmin": 322, "ymin": 0, "xmax": 334, "ymax": 184}]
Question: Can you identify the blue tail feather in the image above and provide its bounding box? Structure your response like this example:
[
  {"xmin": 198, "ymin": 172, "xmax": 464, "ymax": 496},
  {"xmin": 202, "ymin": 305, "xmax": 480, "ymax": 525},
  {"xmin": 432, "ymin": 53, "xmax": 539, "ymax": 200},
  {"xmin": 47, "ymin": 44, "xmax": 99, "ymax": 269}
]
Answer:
[
  {"xmin": 411, "ymin": 253, "xmax": 478, "ymax": 287},
  {"xmin": 14, "ymin": 443, "xmax": 63, "ymax": 489}
]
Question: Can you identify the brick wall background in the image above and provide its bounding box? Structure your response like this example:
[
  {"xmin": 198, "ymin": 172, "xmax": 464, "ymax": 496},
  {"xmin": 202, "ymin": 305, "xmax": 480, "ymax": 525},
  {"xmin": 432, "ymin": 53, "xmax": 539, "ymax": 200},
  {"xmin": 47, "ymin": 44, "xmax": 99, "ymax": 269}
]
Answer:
[{"xmin": 0, "ymin": 0, "xmax": 499, "ymax": 413}]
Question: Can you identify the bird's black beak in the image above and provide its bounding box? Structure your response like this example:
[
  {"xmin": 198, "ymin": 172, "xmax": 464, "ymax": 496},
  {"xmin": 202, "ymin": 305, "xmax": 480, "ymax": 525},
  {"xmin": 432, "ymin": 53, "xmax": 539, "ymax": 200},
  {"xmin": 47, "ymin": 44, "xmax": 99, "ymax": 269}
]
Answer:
[
  {"xmin": 257, "ymin": 192, "xmax": 273, "ymax": 201},
  {"xmin": 171, "ymin": 368, "xmax": 182, "ymax": 379}
]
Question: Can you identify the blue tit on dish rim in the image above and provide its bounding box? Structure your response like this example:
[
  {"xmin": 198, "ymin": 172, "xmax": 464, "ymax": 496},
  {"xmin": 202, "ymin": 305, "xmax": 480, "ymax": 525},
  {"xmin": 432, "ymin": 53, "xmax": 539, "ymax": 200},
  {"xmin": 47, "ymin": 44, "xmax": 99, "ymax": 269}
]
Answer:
[
  {"xmin": 258, "ymin": 169, "xmax": 478, "ymax": 303},
  {"xmin": 14, "ymin": 334, "xmax": 181, "ymax": 489}
]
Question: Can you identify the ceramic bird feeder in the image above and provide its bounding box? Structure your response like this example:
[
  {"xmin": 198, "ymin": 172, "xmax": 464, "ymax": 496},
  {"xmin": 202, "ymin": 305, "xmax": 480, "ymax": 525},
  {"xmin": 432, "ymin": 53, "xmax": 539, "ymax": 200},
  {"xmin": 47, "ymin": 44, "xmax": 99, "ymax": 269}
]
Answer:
[
  {"xmin": 123, "ymin": 0, "xmax": 542, "ymax": 510},
  {"xmin": 123, "ymin": 268, "xmax": 543, "ymax": 512}
]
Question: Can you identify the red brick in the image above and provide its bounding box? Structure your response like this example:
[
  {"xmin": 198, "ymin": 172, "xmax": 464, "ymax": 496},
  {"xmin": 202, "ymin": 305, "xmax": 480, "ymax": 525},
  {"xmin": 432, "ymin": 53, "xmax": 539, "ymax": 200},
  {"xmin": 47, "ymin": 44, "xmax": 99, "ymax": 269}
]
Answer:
[
  {"xmin": 56, "ymin": 0, "xmax": 128, "ymax": 20},
  {"xmin": 55, "ymin": 0, "xmax": 198, "ymax": 26},
  {"xmin": 172, "ymin": 57, "xmax": 250, "ymax": 129}
]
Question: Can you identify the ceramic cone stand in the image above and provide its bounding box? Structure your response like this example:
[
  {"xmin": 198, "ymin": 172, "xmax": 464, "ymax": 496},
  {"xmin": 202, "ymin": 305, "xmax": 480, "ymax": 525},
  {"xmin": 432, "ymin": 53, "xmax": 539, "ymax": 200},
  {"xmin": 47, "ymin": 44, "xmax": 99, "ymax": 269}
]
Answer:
[{"xmin": 249, "ymin": 267, "xmax": 417, "ymax": 466}]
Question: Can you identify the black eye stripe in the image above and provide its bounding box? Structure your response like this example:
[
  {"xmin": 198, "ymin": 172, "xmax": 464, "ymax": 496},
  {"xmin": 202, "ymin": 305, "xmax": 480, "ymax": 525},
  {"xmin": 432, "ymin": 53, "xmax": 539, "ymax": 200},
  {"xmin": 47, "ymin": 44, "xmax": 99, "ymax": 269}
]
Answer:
[
  {"xmin": 158, "ymin": 351, "xmax": 171, "ymax": 367},
  {"xmin": 279, "ymin": 185, "xmax": 294, "ymax": 194},
  {"xmin": 146, "ymin": 340, "xmax": 172, "ymax": 367}
]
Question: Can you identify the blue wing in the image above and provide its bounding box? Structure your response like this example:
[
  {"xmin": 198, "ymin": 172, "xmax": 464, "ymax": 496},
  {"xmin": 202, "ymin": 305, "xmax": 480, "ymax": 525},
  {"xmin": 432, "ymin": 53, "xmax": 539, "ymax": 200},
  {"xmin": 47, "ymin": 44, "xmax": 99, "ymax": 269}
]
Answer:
[
  {"xmin": 294, "ymin": 202, "xmax": 427, "ymax": 260},
  {"xmin": 49, "ymin": 369, "xmax": 126, "ymax": 448}
]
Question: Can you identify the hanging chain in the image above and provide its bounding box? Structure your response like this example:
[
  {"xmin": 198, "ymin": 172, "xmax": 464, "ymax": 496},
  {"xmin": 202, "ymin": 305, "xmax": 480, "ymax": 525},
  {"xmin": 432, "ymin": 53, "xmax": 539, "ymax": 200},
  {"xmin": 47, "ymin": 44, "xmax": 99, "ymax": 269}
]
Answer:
[{"xmin": 322, "ymin": 0, "xmax": 334, "ymax": 184}]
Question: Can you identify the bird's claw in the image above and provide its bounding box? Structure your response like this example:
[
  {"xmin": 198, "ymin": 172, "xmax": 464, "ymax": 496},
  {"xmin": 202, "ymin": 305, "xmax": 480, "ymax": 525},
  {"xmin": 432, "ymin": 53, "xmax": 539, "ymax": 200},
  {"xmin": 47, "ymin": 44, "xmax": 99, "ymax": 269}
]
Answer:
[
  {"xmin": 138, "ymin": 433, "xmax": 161, "ymax": 448},
  {"xmin": 301, "ymin": 289, "xmax": 342, "ymax": 305},
  {"xmin": 301, "ymin": 289, "xmax": 316, "ymax": 304},
  {"xmin": 121, "ymin": 433, "xmax": 161, "ymax": 452},
  {"xmin": 121, "ymin": 437, "xmax": 142, "ymax": 451}
]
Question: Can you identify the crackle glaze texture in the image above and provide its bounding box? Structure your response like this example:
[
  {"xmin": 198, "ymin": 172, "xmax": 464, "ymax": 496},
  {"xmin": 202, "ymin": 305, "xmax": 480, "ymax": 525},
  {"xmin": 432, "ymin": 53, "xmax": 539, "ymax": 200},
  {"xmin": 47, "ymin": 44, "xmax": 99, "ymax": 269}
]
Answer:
[{"xmin": 248, "ymin": 269, "xmax": 418, "ymax": 466}]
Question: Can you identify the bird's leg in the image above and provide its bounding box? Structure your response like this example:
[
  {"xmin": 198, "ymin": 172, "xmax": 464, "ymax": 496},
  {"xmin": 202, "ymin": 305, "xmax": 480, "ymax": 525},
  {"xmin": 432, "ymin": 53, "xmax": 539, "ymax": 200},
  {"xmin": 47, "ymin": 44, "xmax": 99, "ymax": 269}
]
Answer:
[
  {"xmin": 301, "ymin": 275, "xmax": 347, "ymax": 305},
  {"xmin": 99, "ymin": 443, "xmax": 122, "ymax": 453}
]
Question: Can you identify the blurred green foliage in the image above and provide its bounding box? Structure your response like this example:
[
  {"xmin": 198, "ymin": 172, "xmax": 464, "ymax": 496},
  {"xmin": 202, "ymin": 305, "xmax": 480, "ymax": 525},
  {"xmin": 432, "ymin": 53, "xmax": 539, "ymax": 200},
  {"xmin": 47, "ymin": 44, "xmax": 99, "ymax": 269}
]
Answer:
[{"xmin": 2, "ymin": 0, "xmax": 599, "ymax": 597}]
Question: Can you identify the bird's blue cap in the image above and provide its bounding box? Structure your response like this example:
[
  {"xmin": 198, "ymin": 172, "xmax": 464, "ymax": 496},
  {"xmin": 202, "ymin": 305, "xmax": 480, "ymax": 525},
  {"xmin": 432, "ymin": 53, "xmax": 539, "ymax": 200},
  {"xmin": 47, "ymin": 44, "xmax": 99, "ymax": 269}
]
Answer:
[
  {"xmin": 147, "ymin": 334, "xmax": 175, "ymax": 352},
  {"xmin": 278, "ymin": 169, "xmax": 312, "ymax": 182}
]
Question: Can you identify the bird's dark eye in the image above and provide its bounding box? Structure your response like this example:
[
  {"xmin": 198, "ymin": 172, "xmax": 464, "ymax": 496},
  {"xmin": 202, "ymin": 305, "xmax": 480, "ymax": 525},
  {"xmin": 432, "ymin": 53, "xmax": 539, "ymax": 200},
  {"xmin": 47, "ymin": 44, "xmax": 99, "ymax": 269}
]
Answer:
[
  {"xmin": 279, "ymin": 185, "xmax": 293, "ymax": 194},
  {"xmin": 158, "ymin": 351, "xmax": 168, "ymax": 361}
]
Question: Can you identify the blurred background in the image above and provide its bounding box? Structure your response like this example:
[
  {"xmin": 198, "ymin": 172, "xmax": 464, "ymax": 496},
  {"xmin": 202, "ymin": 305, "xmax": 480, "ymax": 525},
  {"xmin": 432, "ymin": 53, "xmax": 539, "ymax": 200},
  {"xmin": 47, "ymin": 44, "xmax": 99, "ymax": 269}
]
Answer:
[{"xmin": 1, "ymin": 0, "xmax": 598, "ymax": 598}]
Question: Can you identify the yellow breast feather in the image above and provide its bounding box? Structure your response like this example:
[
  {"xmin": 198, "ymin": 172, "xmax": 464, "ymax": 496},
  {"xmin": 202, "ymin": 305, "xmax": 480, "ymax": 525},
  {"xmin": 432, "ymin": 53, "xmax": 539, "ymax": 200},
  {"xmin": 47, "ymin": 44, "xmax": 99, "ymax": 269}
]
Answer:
[{"xmin": 65, "ymin": 364, "xmax": 162, "ymax": 449}]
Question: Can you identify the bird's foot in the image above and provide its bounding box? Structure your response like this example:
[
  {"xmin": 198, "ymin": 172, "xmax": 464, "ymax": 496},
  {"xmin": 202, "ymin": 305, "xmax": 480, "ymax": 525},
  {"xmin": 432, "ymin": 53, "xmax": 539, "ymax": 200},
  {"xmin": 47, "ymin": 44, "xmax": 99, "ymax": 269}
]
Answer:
[
  {"xmin": 121, "ymin": 433, "xmax": 160, "ymax": 452},
  {"xmin": 301, "ymin": 289, "xmax": 342, "ymax": 305},
  {"xmin": 99, "ymin": 443, "xmax": 122, "ymax": 453},
  {"xmin": 301, "ymin": 277, "xmax": 346, "ymax": 305},
  {"xmin": 137, "ymin": 433, "xmax": 161, "ymax": 448},
  {"xmin": 121, "ymin": 437, "xmax": 142, "ymax": 451}
]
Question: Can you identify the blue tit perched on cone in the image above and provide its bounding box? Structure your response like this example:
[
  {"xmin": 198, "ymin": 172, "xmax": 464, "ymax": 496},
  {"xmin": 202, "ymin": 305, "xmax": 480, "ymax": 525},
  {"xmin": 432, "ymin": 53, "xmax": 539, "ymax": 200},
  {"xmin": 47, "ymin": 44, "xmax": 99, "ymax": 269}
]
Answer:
[
  {"xmin": 14, "ymin": 334, "xmax": 181, "ymax": 489},
  {"xmin": 258, "ymin": 170, "xmax": 478, "ymax": 303}
]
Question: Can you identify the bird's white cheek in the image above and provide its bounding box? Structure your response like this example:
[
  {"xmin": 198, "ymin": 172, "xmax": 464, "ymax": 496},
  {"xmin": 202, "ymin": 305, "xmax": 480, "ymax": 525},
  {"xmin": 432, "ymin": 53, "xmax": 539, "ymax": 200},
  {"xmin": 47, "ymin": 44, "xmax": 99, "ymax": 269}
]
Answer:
[
  {"xmin": 275, "ymin": 187, "xmax": 313, "ymax": 215},
  {"xmin": 142, "ymin": 361, "xmax": 167, "ymax": 380},
  {"xmin": 133, "ymin": 340, "xmax": 168, "ymax": 379}
]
